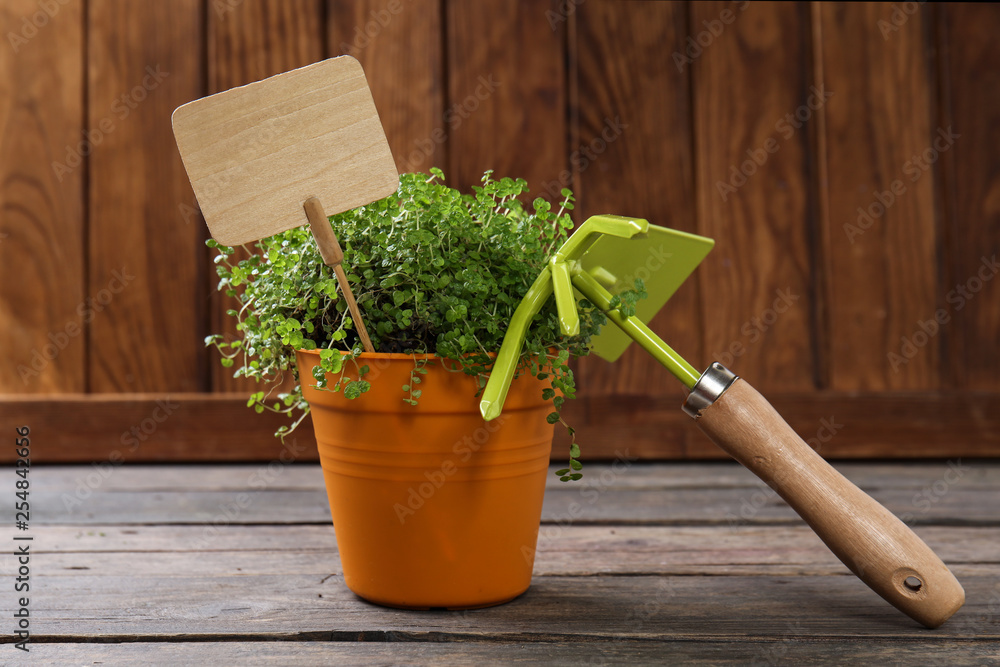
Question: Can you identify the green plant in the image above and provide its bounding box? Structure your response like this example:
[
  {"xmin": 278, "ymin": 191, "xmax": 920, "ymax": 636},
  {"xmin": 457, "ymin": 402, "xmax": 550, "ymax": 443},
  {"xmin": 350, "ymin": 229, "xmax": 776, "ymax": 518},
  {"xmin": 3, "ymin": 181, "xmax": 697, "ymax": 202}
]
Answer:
[{"xmin": 208, "ymin": 169, "xmax": 644, "ymax": 480}]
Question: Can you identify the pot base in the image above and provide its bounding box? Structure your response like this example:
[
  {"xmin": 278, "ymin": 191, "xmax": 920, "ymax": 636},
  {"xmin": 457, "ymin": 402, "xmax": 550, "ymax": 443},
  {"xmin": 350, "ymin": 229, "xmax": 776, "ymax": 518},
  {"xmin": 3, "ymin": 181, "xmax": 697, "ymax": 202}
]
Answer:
[{"xmin": 355, "ymin": 588, "xmax": 527, "ymax": 611}]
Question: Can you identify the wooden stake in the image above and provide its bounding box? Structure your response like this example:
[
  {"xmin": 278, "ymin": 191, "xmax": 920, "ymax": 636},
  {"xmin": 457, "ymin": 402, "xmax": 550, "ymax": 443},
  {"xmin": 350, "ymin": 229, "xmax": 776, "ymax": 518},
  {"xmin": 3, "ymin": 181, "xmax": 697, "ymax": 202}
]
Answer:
[{"xmin": 303, "ymin": 197, "xmax": 375, "ymax": 353}]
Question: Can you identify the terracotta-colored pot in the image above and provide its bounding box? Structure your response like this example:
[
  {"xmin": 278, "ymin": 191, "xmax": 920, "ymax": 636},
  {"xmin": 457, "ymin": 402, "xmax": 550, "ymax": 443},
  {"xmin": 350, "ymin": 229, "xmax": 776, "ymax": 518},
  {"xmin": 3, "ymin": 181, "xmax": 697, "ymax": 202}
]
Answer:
[{"xmin": 296, "ymin": 350, "xmax": 554, "ymax": 610}]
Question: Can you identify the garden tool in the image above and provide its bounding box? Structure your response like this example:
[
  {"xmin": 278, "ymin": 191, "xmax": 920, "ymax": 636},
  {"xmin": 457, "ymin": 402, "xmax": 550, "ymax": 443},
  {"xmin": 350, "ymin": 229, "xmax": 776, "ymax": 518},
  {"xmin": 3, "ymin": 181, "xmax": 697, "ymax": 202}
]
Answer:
[
  {"xmin": 481, "ymin": 214, "xmax": 965, "ymax": 629},
  {"xmin": 171, "ymin": 56, "xmax": 399, "ymax": 352}
]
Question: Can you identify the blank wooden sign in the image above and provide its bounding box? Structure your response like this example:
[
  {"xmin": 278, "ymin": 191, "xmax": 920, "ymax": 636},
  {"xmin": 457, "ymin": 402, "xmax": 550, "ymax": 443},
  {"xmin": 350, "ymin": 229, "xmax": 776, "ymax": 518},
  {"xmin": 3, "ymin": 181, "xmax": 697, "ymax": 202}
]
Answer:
[{"xmin": 171, "ymin": 56, "xmax": 398, "ymax": 246}]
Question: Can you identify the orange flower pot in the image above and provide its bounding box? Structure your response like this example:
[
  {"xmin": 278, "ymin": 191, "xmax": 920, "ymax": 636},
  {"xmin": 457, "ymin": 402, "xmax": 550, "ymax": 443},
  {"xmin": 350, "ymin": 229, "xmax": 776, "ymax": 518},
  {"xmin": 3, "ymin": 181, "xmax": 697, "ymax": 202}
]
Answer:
[{"xmin": 296, "ymin": 350, "xmax": 555, "ymax": 610}]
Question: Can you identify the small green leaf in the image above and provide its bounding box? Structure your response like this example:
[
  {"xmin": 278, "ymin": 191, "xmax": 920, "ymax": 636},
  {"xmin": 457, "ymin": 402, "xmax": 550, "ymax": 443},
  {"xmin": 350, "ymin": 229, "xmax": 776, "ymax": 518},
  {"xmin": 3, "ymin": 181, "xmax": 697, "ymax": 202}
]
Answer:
[{"xmin": 344, "ymin": 380, "xmax": 371, "ymax": 400}]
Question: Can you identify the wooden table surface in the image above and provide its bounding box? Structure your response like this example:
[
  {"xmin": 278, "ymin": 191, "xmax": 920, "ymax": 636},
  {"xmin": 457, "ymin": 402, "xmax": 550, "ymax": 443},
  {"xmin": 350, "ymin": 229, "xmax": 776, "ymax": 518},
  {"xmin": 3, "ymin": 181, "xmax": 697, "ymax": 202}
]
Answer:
[{"xmin": 4, "ymin": 461, "xmax": 999, "ymax": 665}]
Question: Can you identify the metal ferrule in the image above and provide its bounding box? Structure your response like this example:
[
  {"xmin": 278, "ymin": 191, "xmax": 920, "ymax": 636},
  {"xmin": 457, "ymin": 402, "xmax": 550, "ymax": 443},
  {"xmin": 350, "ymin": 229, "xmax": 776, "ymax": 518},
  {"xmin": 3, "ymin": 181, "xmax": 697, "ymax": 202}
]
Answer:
[{"xmin": 682, "ymin": 363, "xmax": 738, "ymax": 419}]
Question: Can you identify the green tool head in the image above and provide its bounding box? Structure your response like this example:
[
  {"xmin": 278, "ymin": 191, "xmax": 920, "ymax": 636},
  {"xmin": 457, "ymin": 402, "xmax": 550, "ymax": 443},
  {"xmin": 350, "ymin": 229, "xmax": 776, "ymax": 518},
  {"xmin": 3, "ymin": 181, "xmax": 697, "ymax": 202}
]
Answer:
[
  {"xmin": 569, "ymin": 215, "xmax": 715, "ymax": 362},
  {"xmin": 480, "ymin": 215, "xmax": 713, "ymax": 421}
]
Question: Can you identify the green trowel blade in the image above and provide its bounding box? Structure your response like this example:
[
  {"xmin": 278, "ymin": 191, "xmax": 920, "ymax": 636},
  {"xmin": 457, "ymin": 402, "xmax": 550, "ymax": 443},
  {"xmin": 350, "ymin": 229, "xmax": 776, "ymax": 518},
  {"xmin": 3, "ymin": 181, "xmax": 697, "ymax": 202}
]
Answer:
[{"xmin": 578, "ymin": 224, "xmax": 714, "ymax": 362}]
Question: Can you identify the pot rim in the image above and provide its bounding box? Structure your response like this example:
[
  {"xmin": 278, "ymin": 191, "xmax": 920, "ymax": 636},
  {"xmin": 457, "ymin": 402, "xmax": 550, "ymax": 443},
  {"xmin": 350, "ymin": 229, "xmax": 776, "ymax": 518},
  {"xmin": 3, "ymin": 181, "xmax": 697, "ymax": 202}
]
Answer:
[
  {"xmin": 296, "ymin": 349, "xmax": 500, "ymax": 361},
  {"xmin": 297, "ymin": 349, "xmax": 440, "ymax": 361}
]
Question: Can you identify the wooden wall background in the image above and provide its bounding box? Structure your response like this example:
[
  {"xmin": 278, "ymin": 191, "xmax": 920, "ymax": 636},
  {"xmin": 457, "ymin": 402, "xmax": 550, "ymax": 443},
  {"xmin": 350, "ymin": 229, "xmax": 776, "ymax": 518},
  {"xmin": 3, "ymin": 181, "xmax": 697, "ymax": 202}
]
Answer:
[{"xmin": 1, "ymin": 1, "xmax": 998, "ymax": 463}]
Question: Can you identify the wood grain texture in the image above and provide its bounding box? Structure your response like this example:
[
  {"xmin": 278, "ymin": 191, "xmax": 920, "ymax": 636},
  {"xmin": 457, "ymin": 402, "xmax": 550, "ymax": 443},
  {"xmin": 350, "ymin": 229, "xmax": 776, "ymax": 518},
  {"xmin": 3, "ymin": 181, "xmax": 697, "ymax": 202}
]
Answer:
[
  {"xmin": 25, "ymin": 641, "xmax": 1000, "ymax": 666},
  {"xmin": 818, "ymin": 2, "xmax": 941, "ymax": 391},
  {"xmin": 5, "ymin": 530, "xmax": 992, "ymax": 581},
  {"xmin": 694, "ymin": 378, "xmax": 965, "ymax": 628},
  {"xmin": 26, "ymin": 461, "xmax": 1000, "ymax": 493},
  {"xmin": 9, "ymin": 460, "xmax": 999, "ymax": 660},
  {"xmin": 206, "ymin": 0, "xmax": 324, "ymax": 393},
  {"xmin": 693, "ymin": 1, "xmax": 816, "ymax": 393},
  {"xmin": 87, "ymin": 0, "xmax": 206, "ymax": 393},
  {"xmin": 571, "ymin": 0, "xmax": 702, "ymax": 399},
  {"xmin": 446, "ymin": 0, "xmax": 566, "ymax": 195},
  {"xmin": 938, "ymin": 4, "xmax": 1000, "ymax": 390},
  {"xmin": 24, "ymin": 523, "xmax": 992, "ymax": 578},
  {"xmin": 0, "ymin": 395, "xmax": 319, "ymax": 464},
  {"xmin": 208, "ymin": 0, "xmax": 323, "ymax": 93},
  {"xmin": 13, "ymin": 569, "xmax": 1000, "ymax": 639},
  {"xmin": 0, "ymin": 0, "xmax": 85, "ymax": 393},
  {"xmin": 1, "ymin": 484, "xmax": 957, "ymax": 525},
  {"xmin": 17, "ymin": 462, "xmax": 1000, "ymax": 526},
  {"xmin": 329, "ymin": 0, "xmax": 445, "ymax": 175},
  {"xmin": 4, "ymin": 391, "xmax": 1000, "ymax": 463}
]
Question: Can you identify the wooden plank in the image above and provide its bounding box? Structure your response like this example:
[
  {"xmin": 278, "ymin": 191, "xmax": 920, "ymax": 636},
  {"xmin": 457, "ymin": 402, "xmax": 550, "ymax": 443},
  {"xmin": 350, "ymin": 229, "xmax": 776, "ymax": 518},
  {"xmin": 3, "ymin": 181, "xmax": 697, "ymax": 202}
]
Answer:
[
  {"xmin": 0, "ymin": 395, "xmax": 318, "ymax": 464},
  {"xmin": 570, "ymin": 0, "xmax": 703, "ymax": 400},
  {"xmin": 206, "ymin": 0, "xmax": 324, "ymax": 393},
  {"xmin": 939, "ymin": 4, "xmax": 1000, "ymax": 390},
  {"xmin": 3, "ymin": 391, "xmax": 1000, "ymax": 463},
  {"xmin": 87, "ymin": 0, "xmax": 206, "ymax": 392},
  {"xmin": 23, "ymin": 461, "xmax": 1000, "ymax": 493},
  {"xmin": 446, "ymin": 0, "xmax": 566, "ymax": 195},
  {"xmin": 692, "ymin": 1, "xmax": 816, "ymax": 393},
  {"xmin": 19, "ymin": 524, "xmax": 993, "ymax": 578},
  {"xmin": 560, "ymin": 391, "xmax": 1000, "ymax": 460},
  {"xmin": 26, "ymin": 640, "xmax": 1000, "ymax": 667},
  {"xmin": 0, "ymin": 0, "xmax": 85, "ymax": 393},
  {"xmin": 18, "ymin": 572, "xmax": 1000, "ymax": 638},
  {"xmin": 817, "ymin": 2, "xmax": 941, "ymax": 391},
  {"xmin": 209, "ymin": 0, "xmax": 323, "ymax": 93},
  {"xmin": 19, "ymin": 463, "xmax": 1000, "ymax": 526},
  {"xmin": 329, "ymin": 0, "xmax": 445, "ymax": 175}
]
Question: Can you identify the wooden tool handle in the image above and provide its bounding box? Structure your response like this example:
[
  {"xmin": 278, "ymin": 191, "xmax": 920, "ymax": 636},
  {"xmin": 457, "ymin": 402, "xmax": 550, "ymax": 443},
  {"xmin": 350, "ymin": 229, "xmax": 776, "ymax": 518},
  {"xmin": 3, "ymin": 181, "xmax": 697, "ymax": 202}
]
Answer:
[
  {"xmin": 693, "ymin": 378, "xmax": 965, "ymax": 628},
  {"xmin": 303, "ymin": 197, "xmax": 375, "ymax": 353}
]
